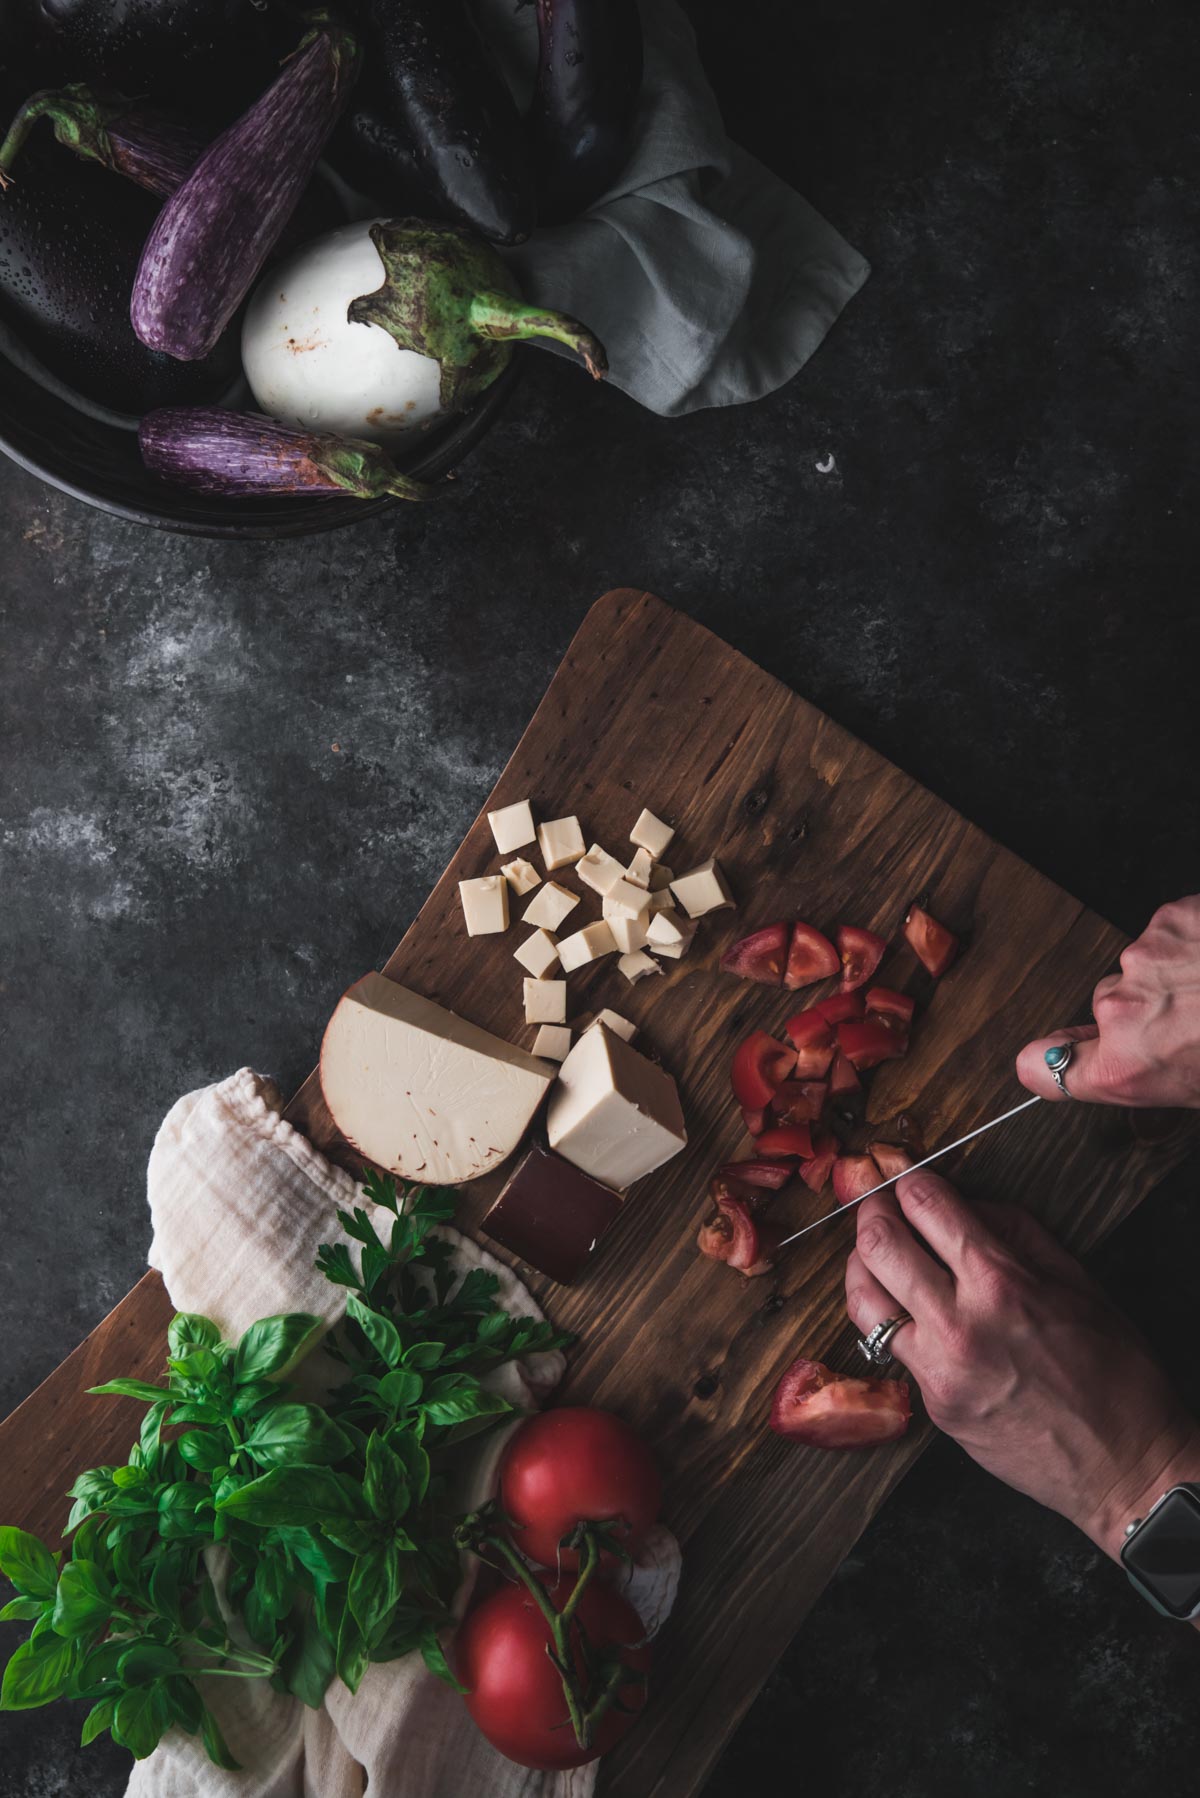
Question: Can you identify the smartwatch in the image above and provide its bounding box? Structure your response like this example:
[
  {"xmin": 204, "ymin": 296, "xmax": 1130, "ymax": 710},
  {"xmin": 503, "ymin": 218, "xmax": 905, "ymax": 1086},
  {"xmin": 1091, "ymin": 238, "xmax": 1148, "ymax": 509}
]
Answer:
[{"xmin": 1120, "ymin": 1484, "xmax": 1200, "ymax": 1620}]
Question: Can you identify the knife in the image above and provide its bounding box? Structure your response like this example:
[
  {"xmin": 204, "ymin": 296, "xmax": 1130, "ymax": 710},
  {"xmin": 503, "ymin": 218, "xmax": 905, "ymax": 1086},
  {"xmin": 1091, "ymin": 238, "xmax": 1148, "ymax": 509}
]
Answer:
[{"xmin": 774, "ymin": 1093, "xmax": 1044, "ymax": 1249}]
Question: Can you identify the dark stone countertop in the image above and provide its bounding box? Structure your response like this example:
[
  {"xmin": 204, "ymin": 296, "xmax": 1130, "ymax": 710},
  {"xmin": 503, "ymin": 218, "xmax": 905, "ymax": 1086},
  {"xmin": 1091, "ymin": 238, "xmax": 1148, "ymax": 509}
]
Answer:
[{"xmin": 1, "ymin": 0, "xmax": 1197, "ymax": 1792}]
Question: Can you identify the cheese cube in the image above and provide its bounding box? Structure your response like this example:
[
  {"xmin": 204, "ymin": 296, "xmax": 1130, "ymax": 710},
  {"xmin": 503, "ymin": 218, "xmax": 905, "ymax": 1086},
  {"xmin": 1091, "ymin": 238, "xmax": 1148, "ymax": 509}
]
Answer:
[
  {"xmin": 603, "ymin": 878, "xmax": 651, "ymax": 922},
  {"xmin": 514, "ymin": 929, "xmax": 560, "ymax": 978},
  {"xmin": 608, "ymin": 913, "xmax": 650, "ymax": 954},
  {"xmin": 488, "ymin": 799, "xmax": 536, "ymax": 855},
  {"xmin": 459, "ymin": 875, "xmax": 509, "ymax": 936},
  {"xmin": 532, "ymin": 1024, "xmax": 572, "ymax": 1062},
  {"xmin": 670, "ymin": 857, "xmax": 735, "ymax": 918},
  {"xmin": 649, "ymin": 888, "xmax": 676, "ymax": 914},
  {"xmin": 522, "ymin": 881, "xmax": 580, "ymax": 932},
  {"xmin": 648, "ymin": 926, "xmax": 697, "ymax": 960},
  {"xmin": 524, "ymin": 978, "xmax": 567, "ymax": 1024},
  {"xmin": 557, "ymin": 920, "xmax": 616, "ymax": 972},
  {"xmin": 630, "ymin": 809, "xmax": 675, "ymax": 859},
  {"xmin": 647, "ymin": 910, "xmax": 693, "ymax": 947},
  {"xmin": 537, "ymin": 816, "xmax": 586, "ymax": 870},
  {"xmin": 618, "ymin": 950, "xmax": 661, "ymax": 984},
  {"xmin": 586, "ymin": 1009, "xmax": 637, "ymax": 1044},
  {"xmin": 625, "ymin": 847, "xmax": 654, "ymax": 889},
  {"xmin": 547, "ymin": 1025, "xmax": 686, "ymax": 1188},
  {"xmin": 501, "ymin": 858, "xmax": 542, "ymax": 896},
  {"xmin": 577, "ymin": 843, "xmax": 625, "ymax": 896}
]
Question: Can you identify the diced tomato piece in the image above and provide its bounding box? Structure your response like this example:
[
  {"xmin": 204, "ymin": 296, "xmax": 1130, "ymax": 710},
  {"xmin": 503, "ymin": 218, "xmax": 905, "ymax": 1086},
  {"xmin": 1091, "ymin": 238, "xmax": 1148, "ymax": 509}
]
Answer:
[
  {"xmin": 814, "ymin": 991, "xmax": 865, "ymax": 1026},
  {"xmin": 770, "ymin": 1358, "xmax": 911, "ymax": 1449},
  {"xmin": 795, "ymin": 1043, "xmax": 836, "ymax": 1078},
  {"xmin": 731, "ymin": 1030, "xmax": 796, "ymax": 1110},
  {"xmin": 710, "ymin": 1170, "xmax": 765, "ymax": 1209},
  {"xmin": 829, "ymin": 1051, "xmax": 863, "ymax": 1102},
  {"xmin": 696, "ymin": 1195, "xmax": 769, "ymax": 1273},
  {"xmin": 904, "ymin": 904, "xmax": 959, "ymax": 978},
  {"xmin": 798, "ymin": 1132, "xmax": 839, "ymax": 1192},
  {"xmin": 771, "ymin": 1079, "xmax": 828, "ymax": 1124},
  {"xmin": 866, "ymin": 986, "xmax": 916, "ymax": 1031},
  {"xmin": 836, "ymin": 925, "xmax": 888, "ymax": 993},
  {"xmin": 741, "ymin": 1105, "xmax": 766, "ymax": 1137},
  {"xmin": 837, "ymin": 1017, "xmax": 908, "ymax": 1072},
  {"xmin": 754, "ymin": 1123, "xmax": 815, "ymax": 1160},
  {"xmin": 784, "ymin": 1010, "xmax": 834, "ymax": 1050},
  {"xmin": 720, "ymin": 922, "xmax": 789, "ymax": 986},
  {"xmin": 719, "ymin": 1159, "xmax": 795, "ymax": 1191},
  {"xmin": 868, "ymin": 1141, "xmax": 913, "ymax": 1182},
  {"xmin": 783, "ymin": 922, "xmax": 840, "ymax": 991},
  {"xmin": 832, "ymin": 1154, "xmax": 881, "ymax": 1205}
]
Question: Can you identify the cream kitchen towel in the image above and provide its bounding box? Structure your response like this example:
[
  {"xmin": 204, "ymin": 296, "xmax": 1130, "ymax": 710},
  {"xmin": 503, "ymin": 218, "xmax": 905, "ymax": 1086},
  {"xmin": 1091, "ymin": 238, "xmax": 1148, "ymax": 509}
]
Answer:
[{"xmin": 130, "ymin": 1068, "xmax": 680, "ymax": 1798}]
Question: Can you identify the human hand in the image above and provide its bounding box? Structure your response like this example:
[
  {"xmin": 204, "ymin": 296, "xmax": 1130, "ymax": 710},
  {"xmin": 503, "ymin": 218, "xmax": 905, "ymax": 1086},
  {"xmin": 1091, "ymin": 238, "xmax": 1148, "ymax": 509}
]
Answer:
[
  {"xmin": 1017, "ymin": 896, "xmax": 1200, "ymax": 1108},
  {"xmin": 844, "ymin": 1158, "xmax": 1200, "ymax": 1558}
]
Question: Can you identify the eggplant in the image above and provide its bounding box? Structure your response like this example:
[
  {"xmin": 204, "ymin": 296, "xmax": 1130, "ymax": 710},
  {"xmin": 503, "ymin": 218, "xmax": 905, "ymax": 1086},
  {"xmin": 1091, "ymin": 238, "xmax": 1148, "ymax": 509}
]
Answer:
[
  {"xmin": 32, "ymin": 0, "xmax": 280, "ymax": 104},
  {"xmin": 330, "ymin": 0, "xmax": 535, "ymax": 246},
  {"xmin": 0, "ymin": 85, "xmax": 208, "ymax": 196},
  {"xmin": 530, "ymin": 0, "xmax": 643, "ymax": 225},
  {"xmin": 131, "ymin": 11, "xmax": 359, "ymax": 362},
  {"xmin": 140, "ymin": 407, "xmax": 441, "ymax": 501},
  {"xmin": 0, "ymin": 139, "xmax": 237, "ymax": 413}
]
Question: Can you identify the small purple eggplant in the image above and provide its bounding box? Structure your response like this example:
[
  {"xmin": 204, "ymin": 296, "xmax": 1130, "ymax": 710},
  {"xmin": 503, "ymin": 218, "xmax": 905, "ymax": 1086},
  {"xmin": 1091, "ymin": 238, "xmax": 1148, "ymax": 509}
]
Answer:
[
  {"xmin": 131, "ymin": 10, "xmax": 359, "ymax": 362},
  {"xmin": 139, "ymin": 409, "xmax": 444, "ymax": 502},
  {"xmin": 0, "ymin": 86, "xmax": 207, "ymax": 198}
]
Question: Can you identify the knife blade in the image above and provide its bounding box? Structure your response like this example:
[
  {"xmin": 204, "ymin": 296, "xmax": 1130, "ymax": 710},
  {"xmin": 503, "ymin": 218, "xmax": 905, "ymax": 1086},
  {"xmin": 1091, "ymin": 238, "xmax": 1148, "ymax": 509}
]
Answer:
[{"xmin": 774, "ymin": 1093, "xmax": 1043, "ymax": 1249}]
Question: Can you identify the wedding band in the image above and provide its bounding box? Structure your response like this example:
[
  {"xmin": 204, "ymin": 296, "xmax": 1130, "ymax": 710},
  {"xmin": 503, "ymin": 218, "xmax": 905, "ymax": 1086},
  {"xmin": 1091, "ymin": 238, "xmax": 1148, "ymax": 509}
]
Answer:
[
  {"xmin": 1044, "ymin": 1041, "xmax": 1074, "ymax": 1097},
  {"xmin": 857, "ymin": 1312, "xmax": 912, "ymax": 1368}
]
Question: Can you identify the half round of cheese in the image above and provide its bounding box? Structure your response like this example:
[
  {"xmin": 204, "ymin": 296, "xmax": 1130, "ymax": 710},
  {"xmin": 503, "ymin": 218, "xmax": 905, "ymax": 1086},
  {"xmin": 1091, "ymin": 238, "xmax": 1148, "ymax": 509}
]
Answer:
[{"xmin": 320, "ymin": 973, "xmax": 555, "ymax": 1186}]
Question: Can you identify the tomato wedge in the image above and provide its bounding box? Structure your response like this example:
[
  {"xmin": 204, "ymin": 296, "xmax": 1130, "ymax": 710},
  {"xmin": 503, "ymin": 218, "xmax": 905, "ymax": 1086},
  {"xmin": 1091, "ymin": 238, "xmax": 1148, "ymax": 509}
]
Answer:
[
  {"xmin": 829, "ymin": 1050, "xmax": 863, "ymax": 1103},
  {"xmin": 868, "ymin": 1141, "xmax": 912, "ymax": 1181},
  {"xmin": 866, "ymin": 986, "xmax": 916, "ymax": 1031},
  {"xmin": 783, "ymin": 1010, "xmax": 836, "ymax": 1075},
  {"xmin": 836, "ymin": 1017, "xmax": 908, "ymax": 1071},
  {"xmin": 832, "ymin": 1153, "xmax": 881, "ymax": 1205},
  {"xmin": 798, "ymin": 1131, "xmax": 839, "ymax": 1192},
  {"xmin": 754, "ymin": 1122, "xmax": 815, "ymax": 1160},
  {"xmin": 904, "ymin": 904, "xmax": 959, "ymax": 978},
  {"xmin": 741, "ymin": 1105, "xmax": 766, "ymax": 1137},
  {"xmin": 720, "ymin": 922, "xmax": 789, "ymax": 986},
  {"xmin": 836, "ymin": 924, "xmax": 887, "ymax": 993},
  {"xmin": 784, "ymin": 922, "xmax": 840, "ymax": 991},
  {"xmin": 731, "ymin": 1030, "xmax": 796, "ymax": 1109},
  {"xmin": 697, "ymin": 1196, "xmax": 772, "ymax": 1274},
  {"xmin": 770, "ymin": 1357, "xmax": 912, "ymax": 1449},
  {"xmin": 814, "ymin": 991, "xmax": 864, "ymax": 1026},
  {"xmin": 719, "ymin": 1159, "xmax": 795, "ymax": 1191},
  {"xmin": 771, "ymin": 1078, "xmax": 828, "ymax": 1124}
]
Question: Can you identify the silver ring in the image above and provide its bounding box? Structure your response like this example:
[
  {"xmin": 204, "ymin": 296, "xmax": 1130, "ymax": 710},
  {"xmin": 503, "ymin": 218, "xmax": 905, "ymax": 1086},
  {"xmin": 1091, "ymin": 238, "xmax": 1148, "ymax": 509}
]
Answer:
[
  {"xmin": 857, "ymin": 1312, "xmax": 913, "ymax": 1368},
  {"xmin": 1044, "ymin": 1041, "xmax": 1074, "ymax": 1097}
]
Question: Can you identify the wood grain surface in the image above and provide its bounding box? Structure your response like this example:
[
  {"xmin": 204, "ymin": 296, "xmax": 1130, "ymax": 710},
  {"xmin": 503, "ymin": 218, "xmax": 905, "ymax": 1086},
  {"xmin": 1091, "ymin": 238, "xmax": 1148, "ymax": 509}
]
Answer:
[{"xmin": 2, "ymin": 589, "xmax": 1195, "ymax": 1797}]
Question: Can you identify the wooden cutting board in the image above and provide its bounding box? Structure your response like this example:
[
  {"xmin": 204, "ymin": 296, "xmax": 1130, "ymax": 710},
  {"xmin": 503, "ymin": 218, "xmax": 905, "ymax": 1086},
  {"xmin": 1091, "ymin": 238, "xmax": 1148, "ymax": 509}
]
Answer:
[{"xmin": 2, "ymin": 588, "xmax": 1196, "ymax": 1798}]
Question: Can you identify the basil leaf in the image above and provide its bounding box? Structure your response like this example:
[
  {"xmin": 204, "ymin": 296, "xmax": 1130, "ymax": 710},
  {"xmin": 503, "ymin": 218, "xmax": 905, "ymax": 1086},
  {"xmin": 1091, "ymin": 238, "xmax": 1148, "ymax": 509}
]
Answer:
[
  {"xmin": 376, "ymin": 1369, "xmax": 423, "ymax": 1413},
  {"xmin": 111, "ymin": 1465, "xmax": 148, "ymax": 1491},
  {"xmin": 177, "ymin": 1430, "xmax": 229, "ymax": 1474},
  {"xmin": 276, "ymin": 1605, "xmax": 336, "ymax": 1709},
  {"xmin": 230, "ymin": 1380, "xmax": 280, "ymax": 1417},
  {"xmin": 138, "ymin": 1401, "xmax": 169, "ymax": 1469},
  {"xmin": 348, "ymin": 1540, "xmax": 401, "ymax": 1640},
  {"xmin": 119, "ymin": 1641, "xmax": 180, "ymax": 1685},
  {"xmin": 168, "ymin": 1313, "xmax": 221, "ymax": 1359},
  {"xmin": 0, "ymin": 1628, "xmax": 75, "ymax": 1709},
  {"xmin": 80, "ymin": 1694, "xmax": 116, "ymax": 1745},
  {"xmin": 403, "ymin": 1341, "xmax": 445, "ymax": 1371},
  {"xmin": 157, "ymin": 1483, "xmax": 213, "ymax": 1541},
  {"xmin": 243, "ymin": 1404, "xmax": 354, "ymax": 1470},
  {"xmin": 282, "ymin": 1529, "xmax": 354, "ymax": 1588},
  {"xmin": 336, "ymin": 1609, "xmax": 369, "ymax": 1695},
  {"xmin": 149, "ymin": 1554, "xmax": 183, "ymax": 1626},
  {"xmin": 345, "ymin": 1296, "xmax": 403, "ymax": 1368},
  {"xmin": 422, "ymin": 1385, "xmax": 513, "ymax": 1429},
  {"xmin": 201, "ymin": 1702, "xmax": 241, "ymax": 1771},
  {"xmin": 50, "ymin": 1561, "xmax": 111, "ymax": 1639},
  {"xmin": 0, "ymin": 1596, "xmax": 45, "ymax": 1621},
  {"xmin": 74, "ymin": 1638, "xmax": 126, "ymax": 1696},
  {"xmin": 363, "ymin": 1435, "xmax": 410, "ymax": 1523},
  {"xmin": 252, "ymin": 1554, "xmax": 292, "ymax": 1623},
  {"xmin": 168, "ymin": 1347, "xmax": 223, "ymax": 1385},
  {"xmin": 387, "ymin": 1434, "xmax": 431, "ymax": 1503},
  {"xmin": 113, "ymin": 1679, "xmax": 172, "ymax": 1759},
  {"xmin": 0, "ymin": 1527, "xmax": 59, "ymax": 1600},
  {"xmin": 166, "ymin": 1401, "xmax": 223, "ymax": 1427},
  {"xmin": 86, "ymin": 1378, "xmax": 172, "ymax": 1405},
  {"xmin": 419, "ymin": 1624, "xmax": 467, "ymax": 1694},
  {"xmin": 166, "ymin": 1672, "xmax": 204, "ymax": 1735},
  {"xmin": 234, "ymin": 1315, "xmax": 324, "ymax": 1386},
  {"xmin": 216, "ymin": 1466, "xmax": 361, "ymax": 1530}
]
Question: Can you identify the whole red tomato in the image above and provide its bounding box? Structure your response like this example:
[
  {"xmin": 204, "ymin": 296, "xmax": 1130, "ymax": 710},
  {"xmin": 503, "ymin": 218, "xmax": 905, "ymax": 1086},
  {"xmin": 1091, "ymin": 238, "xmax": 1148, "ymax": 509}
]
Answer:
[
  {"xmin": 454, "ymin": 1573, "xmax": 651, "ymax": 1770},
  {"xmin": 499, "ymin": 1407, "xmax": 661, "ymax": 1569}
]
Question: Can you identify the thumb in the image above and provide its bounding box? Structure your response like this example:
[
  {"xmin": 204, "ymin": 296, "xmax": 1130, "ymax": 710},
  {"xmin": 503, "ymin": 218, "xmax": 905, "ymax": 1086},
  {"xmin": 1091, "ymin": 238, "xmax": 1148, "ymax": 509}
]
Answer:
[{"xmin": 1015, "ymin": 1025, "xmax": 1108, "ymax": 1103}]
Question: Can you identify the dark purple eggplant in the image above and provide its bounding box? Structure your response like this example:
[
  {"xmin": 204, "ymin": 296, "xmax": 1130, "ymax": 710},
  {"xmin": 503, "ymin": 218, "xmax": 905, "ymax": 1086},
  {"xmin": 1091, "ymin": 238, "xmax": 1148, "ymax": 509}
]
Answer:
[
  {"xmin": 32, "ymin": 0, "xmax": 280, "ymax": 105},
  {"xmin": 131, "ymin": 11, "xmax": 359, "ymax": 361},
  {"xmin": 0, "ymin": 138, "xmax": 237, "ymax": 413},
  {"xmin": 0, "ymin": 85, "xmax": 207, "ymax": 196},
  {"xmin": 330, "ymin": 0, "xmax": 535, "ymax": 246},
  {"xmin": 530, "ymin": 0, "xmax": 643, "ymax": 225},
  {"xmin": 140, "ymin": 407, "xmax": 442, "ymax": 501}
]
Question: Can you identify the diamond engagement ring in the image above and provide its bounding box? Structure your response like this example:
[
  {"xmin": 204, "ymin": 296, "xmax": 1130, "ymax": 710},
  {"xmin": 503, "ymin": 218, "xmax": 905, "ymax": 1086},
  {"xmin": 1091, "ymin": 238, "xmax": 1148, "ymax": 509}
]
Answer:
[
  {"xmin": 1044, "ymin": 1041, "xmax": 1074, "ymax": 1097},
  {"xmin": 857, "ymin": 1313, "xmax": 913, "ymax": 1368}
]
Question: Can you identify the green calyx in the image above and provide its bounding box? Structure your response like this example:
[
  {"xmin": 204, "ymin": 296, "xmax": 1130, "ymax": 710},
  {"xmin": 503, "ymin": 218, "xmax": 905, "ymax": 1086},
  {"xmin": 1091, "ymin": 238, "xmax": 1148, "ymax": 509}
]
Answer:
[
  {"xmin": 308, "ymin": 438, "xmax": 443, "ymax": 504},
  {"xmin": 0, "ymin": 86, "xmax": 128, "ymax": 188},
  {"xmin": 294, "ymin": 8, "xmax": 360, "ymax": 82},
  {"xmin": 347, "ymin": 220, "xmax": 609, "ymax": 414}
]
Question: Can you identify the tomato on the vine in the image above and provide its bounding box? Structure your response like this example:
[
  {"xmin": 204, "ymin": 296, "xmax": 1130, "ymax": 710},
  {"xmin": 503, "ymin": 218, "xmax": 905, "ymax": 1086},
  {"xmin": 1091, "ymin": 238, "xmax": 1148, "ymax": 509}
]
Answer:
[{"xmin": 499, "ymin": 1408, "xmax": 662, "ymax": 1571}]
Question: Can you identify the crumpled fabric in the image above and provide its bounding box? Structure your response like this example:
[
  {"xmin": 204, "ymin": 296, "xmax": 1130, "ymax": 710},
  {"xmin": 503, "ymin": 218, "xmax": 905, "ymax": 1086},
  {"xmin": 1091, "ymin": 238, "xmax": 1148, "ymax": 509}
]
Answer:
[{"xmin": 129, "ymin": 1068, "xmax": 680, "ymax": 1798}]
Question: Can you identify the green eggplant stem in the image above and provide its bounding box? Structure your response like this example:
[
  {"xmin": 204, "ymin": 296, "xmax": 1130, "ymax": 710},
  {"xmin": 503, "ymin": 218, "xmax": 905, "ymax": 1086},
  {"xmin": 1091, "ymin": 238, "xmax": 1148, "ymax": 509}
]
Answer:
[
  {"xmin": 0, "ymin": 87, "xmax": 122, "ymax": 186},
  {"xmin": 468, "ymin": 291, "xmax": 608, "ymax": 380},
  {"xmin": 309, "ymin": 439, "xmax": 444, "ymax": 504}
]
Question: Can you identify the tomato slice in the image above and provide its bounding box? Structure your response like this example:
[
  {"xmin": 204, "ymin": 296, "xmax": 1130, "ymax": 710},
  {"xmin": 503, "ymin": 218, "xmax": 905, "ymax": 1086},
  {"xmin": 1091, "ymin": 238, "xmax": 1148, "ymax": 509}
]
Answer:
[
  {"xmin": 798, "ymin": 1131, "xmax": 839, "ymax": 1192},
  {"xmin": 770, "ymin": 1357, "xmax": 911, "ymax": 1449},
  {"xmin": 868, "ymin": 1141, "xmax": 912, "ymax": 1181},
  {"xmin": 741, "ymin": 1105, "xmax": 766, "ymax": 1137},
  {"xmin": 754, "ymin": 1122, "xmax": 815, "ymax": 1160},
  {"xmin": 814, "ymin": 991, "xmax": 865, "ymax": 1026},
  {"xmin": 837, "ymin": 1017, "xmax": 908, "ymax": 1071},
  {"xmin": 731, "ymin": 1030, "xmax": 796, "ymax": 1109},
  {"xmin": 829, "ymin": 1050, "xmax": 863, "ymax": 1102},
  {"xmin": 784, "ymin": 1010, "xmax": 834, "ymax": 1050},
  {"xmin": 783, "ymin": 921, "xmax": 840, "ymax": 991},
  {"xmin": 771, "ymin": 1078, "xmax": 828, "ymax": 1124},
  {"xmin": 697, "ymin": 1195, "xmax": 767, "ymax": 1272},
  {"xmin": 865, "ymin": 985, "xmax": 916, "ymax": 1031},
  {"xmin": 831, "ymin": 1153, "xmax": 881, "ymax": 1205},
  {"xmin": 903, "ymin": 904, "xmax": 959, "ymax": 978},
  {"xmin": 720, "ymin": 922, "xmax": 789, "ymax": 986},
  {"xmin": 719, "ymin": 1158, "xmax": 795, "ymax": 1191},
  {"xmin": 836, "ymin": 924, "xmax": 887, "ymax": 993}
]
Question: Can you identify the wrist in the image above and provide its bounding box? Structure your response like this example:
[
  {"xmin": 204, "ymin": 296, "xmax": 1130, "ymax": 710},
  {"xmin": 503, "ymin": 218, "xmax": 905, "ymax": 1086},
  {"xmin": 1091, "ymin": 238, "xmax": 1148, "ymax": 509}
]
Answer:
[{"xmin": 1079, "ymin": 1421, "xmax": 1200, "ymax": 1562}]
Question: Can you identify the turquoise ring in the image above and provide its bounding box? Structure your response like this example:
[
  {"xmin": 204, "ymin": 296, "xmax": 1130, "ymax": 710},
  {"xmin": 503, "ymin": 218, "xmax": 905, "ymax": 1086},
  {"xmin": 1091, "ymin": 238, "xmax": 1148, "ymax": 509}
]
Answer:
[{"xmin": 1044, "ymin": 1042, "xmax": 1074, "ymax": 1096}]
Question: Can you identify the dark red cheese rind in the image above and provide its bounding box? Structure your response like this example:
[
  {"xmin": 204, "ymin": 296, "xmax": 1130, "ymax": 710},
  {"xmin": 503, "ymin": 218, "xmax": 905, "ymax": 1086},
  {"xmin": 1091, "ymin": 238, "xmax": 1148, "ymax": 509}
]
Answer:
[{"xmin": 480, "ymin": 1146, "xmax": 623, "ymax": 1284}]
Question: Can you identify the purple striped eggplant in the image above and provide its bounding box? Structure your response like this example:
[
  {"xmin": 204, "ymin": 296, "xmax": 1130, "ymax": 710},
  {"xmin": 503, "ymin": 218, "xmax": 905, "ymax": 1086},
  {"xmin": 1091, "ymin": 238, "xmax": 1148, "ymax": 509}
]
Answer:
[
  {"xmin": 140, "ymin": 408, "xmax": 443, "ymax": 502},
  {"xmin": 131, "ymin": 10, "xmax": 359, "ymax": 362},
  {"xmin": 0, "ymin": 86, "xmax": 207, "ymax": 197},
  {"xmin": 530, "ymin": 0, "xmax": 644, "ymax": 224}
]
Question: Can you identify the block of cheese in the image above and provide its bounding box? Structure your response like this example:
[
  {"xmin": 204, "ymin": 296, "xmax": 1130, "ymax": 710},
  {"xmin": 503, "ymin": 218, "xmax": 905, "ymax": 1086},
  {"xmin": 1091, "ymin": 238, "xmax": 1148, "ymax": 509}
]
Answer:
[
  {"xmin": 618, "ymin": 949, "xmax": 661, "ymax": 983},
  {"xmin": 531, "ymin": 1024, "xmax": 572, "ymax": 1062},
  {"xmin": 577, "ymin": 843, "xmax": 624, "ymax": 896},
  {"xmin": 480, "ymin": 1146, "xmax": 623, "ymax": 1283},
  {"xmin": 501, "ymin": 858, "xmax": 541, "ymax": 896},
  {"xmin": 603, "ymin": 878, "xmax": 651, "ymax": 922},
  {"xmin": 547, "ymin": 1024, "xmax": 686, "ymax": 1189},
  {"xmin": 514, "ymin": 929, "xmax": 560, "ymax": 978},
  {"xmin": 625, "ymin": 846, "xmax": 654, "ymax": 889},
  {"xmin": 524, "ymin": 978, "xmax": 567, "ymax": 1024},
  {"xmin": 670, "ymin": 857, "xmax": 735, "ymax": 918},
  {"xmin": 459, "ymin": 875, "xmax": 509, "ymax": 935},
  {"xmin": 647, "ymin": 910, "xmax": 696, "ymax": 949},
  {"xmin": 630, "ymin": 809, "xmax": 675, "ymax": 858},
  {"xmin": 522, "ymin": 881, "xmax": 580, "ymax": 932},
  {"xmin": 607, "ymin": 912, "xmax": 650, "ymax": 954},
  {"xmin": 488, "ymin": 799, "xmax": 536, "ymax": 855},
  {"xmin": 320, "ymin": 973, "xmax": 554, "ymax": 1185},
  {"xmin": 586, "ymin": 1008, "xmax": 637, "ymax": 1044},
  {"xmin": 537, "ymin": 815, "xmax": 585, "ymax": 870},
  {"xmin": 557, "ymin": 920, "xmax": 616, "ymax": 972}
]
